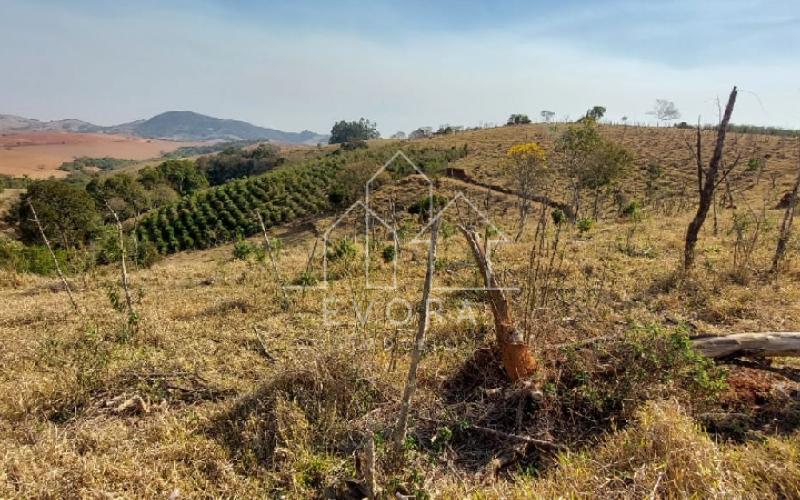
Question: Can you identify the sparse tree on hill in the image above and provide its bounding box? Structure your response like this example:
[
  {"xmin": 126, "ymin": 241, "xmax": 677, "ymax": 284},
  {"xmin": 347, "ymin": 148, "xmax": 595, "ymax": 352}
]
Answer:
[
  {"xmin": 540, "ymin": 110, "xmax": 555, "ymax": 123},
  {"xmin": 585, "ymin": 106, "xmax": 606, "ymax": 121},
  {"xmin": 554, "ymin": 119, "xmax": 602, "ymax": 218},
  {"xmin": 409, "ymin": 127, "xmax": 433, "ymax": 139},
  {"xmin": 507, "ymin": 142, "xmax": 550, "ymax": 239},
  {"xmin": 581, "ymin": 140, "xmax": 634, "ymax": 218},
  {"xmin": 329, "ymin": 118, "xmax": 380, "ymax": 144},
  {"xmin": 507, "ymin": 114, "xmax": 532, "ymax": 126},
  {"xmin": 684, "ymin": 86, "xmax": 738, "ymax": 270},
  {"xmin": 648, "ymin": 99, "xmax": 681, "ymax": 126}
]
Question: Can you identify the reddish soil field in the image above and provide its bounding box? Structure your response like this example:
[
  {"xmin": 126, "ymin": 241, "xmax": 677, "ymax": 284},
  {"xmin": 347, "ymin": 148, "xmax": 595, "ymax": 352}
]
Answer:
[{"xmin": 0, "ymin": 132, "xmax": 198, "ymax": 179}]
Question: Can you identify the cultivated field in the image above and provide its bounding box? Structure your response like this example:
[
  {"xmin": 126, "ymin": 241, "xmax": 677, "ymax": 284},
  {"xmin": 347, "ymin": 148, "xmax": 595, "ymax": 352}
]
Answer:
[
  {"xmin": 1, "ymin": 125, "xmax": 800, "ymax": 497},
  {"xmin": 0, "ymin": 133, "xmax": 199, "ymax": 179}
]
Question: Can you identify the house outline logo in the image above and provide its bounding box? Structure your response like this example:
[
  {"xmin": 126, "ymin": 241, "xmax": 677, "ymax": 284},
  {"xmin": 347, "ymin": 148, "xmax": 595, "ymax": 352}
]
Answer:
[
  {"xmin": 284, "ymin": 150, "xmax": 516, "ymax": 293},
  {"xmin": 410, "ymin": 191, "xmax": 517, "ymax": 293},
  {"xmin": 283, "ymin": 200, "xmax": 399, "ymax": 291}
]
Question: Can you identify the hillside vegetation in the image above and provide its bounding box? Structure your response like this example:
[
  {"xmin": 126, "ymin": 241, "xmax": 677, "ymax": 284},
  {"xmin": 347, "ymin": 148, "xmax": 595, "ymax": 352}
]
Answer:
[{"xmin": 1, "ymin": 123, "xmax": 800, "ymax": 498}]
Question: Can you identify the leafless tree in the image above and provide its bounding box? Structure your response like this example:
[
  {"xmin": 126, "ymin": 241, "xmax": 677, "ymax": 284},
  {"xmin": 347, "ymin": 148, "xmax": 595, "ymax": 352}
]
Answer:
[
  {"xmin": 772, "ymin": 139, "xmax": 800, "ymax": 274},
  {"xmin": 683, "ymin": 86, "xmax": 739, "ymax": 270},
  {"xmin": 648, "ymin": 99, "xmax": 681, "ymax": 126},
  {"xmin": 393, "ymin": 218, "xmax": 440, "ymax": 449},
  {"xmin": 106, "ymin": 201, "xmax": 137, "ymax": 322},
  {"xmin": 28, "ymin": 200, "xmax": 81, "ymax": 313}
]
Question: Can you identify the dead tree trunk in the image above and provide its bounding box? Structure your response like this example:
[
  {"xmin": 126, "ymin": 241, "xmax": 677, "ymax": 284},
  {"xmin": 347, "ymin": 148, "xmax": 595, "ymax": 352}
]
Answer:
[
  {"xmin": 255, "ymin": 211, "xmax": 289, "ymax": 302},
  {"xmin": 393, "ymin": 218, "xmax": 440, "ymax": 448},
  {"xmin": 692, "ymin": 332, "xmax": 800, "ymax": 359},
  {"xmin": 772, "ymin": 139, "xmax": 800, "ymax": 273},
  {"xmin": 28, "ymin": 200, "xmax": 80, "ymax": 313},
  {"xmin": 684, "ymin": 86, "xmax": 738, "ymax": 270},
  {"xmin": 459, "ymin": 225, "xmax": 537, "ymax": 381},
  {"xmin": 106, "ymin": 202, "xmax": 136, "ymax": 322}
]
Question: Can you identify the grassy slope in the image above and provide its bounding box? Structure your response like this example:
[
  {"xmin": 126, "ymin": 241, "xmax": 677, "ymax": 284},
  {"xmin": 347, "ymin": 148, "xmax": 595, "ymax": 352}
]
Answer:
[{"xmin": 1, "ymin": 125, "xmax": 800, "ymax": 498}]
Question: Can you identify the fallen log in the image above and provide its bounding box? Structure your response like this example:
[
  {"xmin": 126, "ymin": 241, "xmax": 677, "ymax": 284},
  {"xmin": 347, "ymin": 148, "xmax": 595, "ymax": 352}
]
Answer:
[{"xmin": 691, "ymin": 332, "xmax": 800, "ymax": 359}]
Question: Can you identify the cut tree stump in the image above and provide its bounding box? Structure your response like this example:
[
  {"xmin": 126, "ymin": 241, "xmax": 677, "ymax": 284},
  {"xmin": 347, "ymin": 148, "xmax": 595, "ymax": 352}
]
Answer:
[{"xmin": 691, "ymin": 332, "xmax": 800, "ymax": 359}]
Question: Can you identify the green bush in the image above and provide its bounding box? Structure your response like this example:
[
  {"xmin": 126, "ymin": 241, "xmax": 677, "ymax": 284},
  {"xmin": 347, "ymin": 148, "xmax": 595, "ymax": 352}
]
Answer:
[
  {"xmin": 622, "ymin": 201, "xmax": 640, "ymax": 218},
  {"xmin": 327, "ymin": 238, "xmax": 356, "ymax": 262},
  {"xmin": 233, "ymin": 237, "xmax": 255, "ymax": 260},
  {"xmin": 555, "ymin": 325, "xmax": 727, "ymax": 424},
  {"xmin": 0, "ymin": 237, "xmax": 68, "ymax": 275},
  {"xmin": 381, "ymin": 244, "xmax": 396, "ymax": 263},
  {"xmin": 577, "ymin": 217, "xmax": 594, "ymax": 235}
]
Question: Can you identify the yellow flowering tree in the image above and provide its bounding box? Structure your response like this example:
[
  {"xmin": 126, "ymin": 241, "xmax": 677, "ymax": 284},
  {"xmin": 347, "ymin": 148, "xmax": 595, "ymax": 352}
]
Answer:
[{"xmin": 506, "ymin": 142, "xmax": 550, "ymax": 238}]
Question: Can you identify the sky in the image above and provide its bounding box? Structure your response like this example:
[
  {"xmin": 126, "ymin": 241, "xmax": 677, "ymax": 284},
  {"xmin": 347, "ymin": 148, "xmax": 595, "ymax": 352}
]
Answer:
[{"xmin": 0, "ymin": 0, "xmax": 798, "ymax": 135}]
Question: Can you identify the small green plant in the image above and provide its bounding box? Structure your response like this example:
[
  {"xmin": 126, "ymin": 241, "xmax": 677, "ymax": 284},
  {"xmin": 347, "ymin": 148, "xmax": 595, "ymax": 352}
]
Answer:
[
  {"xmin": 293, "ymin": 271, "xmax": 318, "ymax": 287},
  {"xmin": 577, "ymin": 217, "xmax": 594, "ymax": 235},
  {"xmin": 327, "ymin": 237, "xmax": 356, "ymax": 262},
  {"xmin": 232, "ymin": 237, "xmax": 255, "ymax": 260},
  {"xmin": 551, "ymin": 208, "xmax": 565, "ymax": 225},
  {"xmin": 381, "ymin": 244, "xmax": 396, "ymax": 263},
  {"xmin": 622, "ymin": 201, "xmax": 640, "ymax": 218}
]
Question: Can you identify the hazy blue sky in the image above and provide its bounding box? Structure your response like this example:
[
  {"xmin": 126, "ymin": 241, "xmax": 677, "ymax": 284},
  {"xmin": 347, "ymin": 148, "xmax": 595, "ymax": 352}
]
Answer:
[{"xmin": 1, "ymin": 0, "xmax": 798, "ymax": 134}]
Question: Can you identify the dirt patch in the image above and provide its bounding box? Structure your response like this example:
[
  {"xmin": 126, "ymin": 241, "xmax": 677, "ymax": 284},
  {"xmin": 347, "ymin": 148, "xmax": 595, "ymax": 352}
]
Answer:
[
  {"xmin": 0, "ymin": 132, "xmax": 200, "ymax": 179},
  {"xmin": 700, "ymin": 364, "xmax": 800, "ymax": 441}
]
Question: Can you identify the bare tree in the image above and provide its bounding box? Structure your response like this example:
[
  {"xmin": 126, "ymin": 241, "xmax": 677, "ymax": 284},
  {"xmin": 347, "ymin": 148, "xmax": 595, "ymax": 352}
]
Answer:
[
  {"xmin": 772, "ymin": 138, "xmax": 800, "ymax": 273},
  {"xmin": 255, "ymin": 211, "xmax": 289, "ymax": 303},
  {"xmin": 106, "ymin": 201, "xmax": 137, "ymax": 323},
  {"xmin": 648, "ymin": 99, "xmax": 681, "ymax": 126},
  {"xmin": 684, "ymin": 86, "xmax": 738, "ymax": 270},
  {"xmin": 28, "ymin": 200, "xmax": 80, "ymax": 313},
  {"xmin": 393, "ymin": 218, "xmax": 440, "ymax": 448}
]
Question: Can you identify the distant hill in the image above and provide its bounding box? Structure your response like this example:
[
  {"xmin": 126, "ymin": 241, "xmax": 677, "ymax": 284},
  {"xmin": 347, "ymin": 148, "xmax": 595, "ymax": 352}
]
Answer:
[
  {"xmin": 0, "ymin": 111, "xmax": 328, "ymax": 145},
  {"xmin": 0, "ymin": 114, "xmax": 100, "ymax": 133}
]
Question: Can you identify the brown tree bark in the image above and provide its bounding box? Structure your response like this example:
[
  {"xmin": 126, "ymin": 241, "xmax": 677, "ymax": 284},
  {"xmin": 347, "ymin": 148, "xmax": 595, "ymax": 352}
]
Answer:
[
  {"xmin": 393, "ymin": 218, "xmax": 441, "ymax": 448},
  {"xmin": 684, "ymin": 86, "xmax": 738, "ymax": 270},
  {"xmin": 459, "ymin": 226, "xmax": 537, "ymax": 381},
  {"xmin": 692, "ymin": 332, "xmax": 800, "ymax": 359},
  {"xmin": 772, "ymin": 139, "xmax": 800, "ymax": 273}
]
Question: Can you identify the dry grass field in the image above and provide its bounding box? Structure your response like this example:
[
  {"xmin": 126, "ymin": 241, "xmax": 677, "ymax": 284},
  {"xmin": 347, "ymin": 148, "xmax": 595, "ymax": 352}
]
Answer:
[
  {"xmin": 1, "ymin": 125, "xmax": 800, "ymax": 498},
  {"xmin": 0, "ymin": 133, "xmax": 200, "ymax": 179}
]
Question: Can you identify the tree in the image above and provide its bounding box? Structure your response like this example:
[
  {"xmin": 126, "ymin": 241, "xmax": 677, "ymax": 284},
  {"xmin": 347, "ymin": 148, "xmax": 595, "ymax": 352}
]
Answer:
[
  {"xmin": 540, "ymin": 110, "xmax": 555, "ymax": 123},
  {"xmin": 580, "ymin": 140, "xmax": 634, "ymax": 218},
  {"xmin": 648, "ymin": 99, "xmax": 681, "ymax": 125},
  {"xmin": 7, "ymin": 180, "xmax": 101, "ymax": 249},
  {"xmin": 585, "ymin": 106, "xmax": 606, "ymax": 121},
  {"xmin": 684, "ymin": 86, "xmax": 738, "ymax": 270},
  {"xmin": 87, "ymin": 173, "xmax": 150, "ymax": 222},
  {"xmin": 329, "ymin": 118, "xmax": 380, "ymax": 144},
  {"xmin": 197, "ymin": 144, "xmax": 284, "ymax": 185},
  {"xmin": 140, "ymin": 160, "xmax": 208, "ymax": 197},
  {"xmin": 507, "ymin": 114, "xmax": 532, "ymax": 126},
  {"xmin": 554, "ymin": 119, "xmax": 602, "ymax": 218},
  {"xmin": 390, "ymin": 131, "xmax": 406, "ymax": 140},
  {"xmin": 555, "ymin": 118, "xmax": 632, "ymax": 219},
  {"xmin": 408, "ymin": 127, "xmax": 433, "ymax": 139},
  {"xmin": 506, "ymin": 142, "xmax": 550, "ymax": 238}
]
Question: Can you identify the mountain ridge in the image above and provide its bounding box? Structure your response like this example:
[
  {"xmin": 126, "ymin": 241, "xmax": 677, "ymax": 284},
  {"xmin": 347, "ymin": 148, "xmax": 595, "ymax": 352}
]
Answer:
[{"xmin": 0, "ymin": 111, "xmax": 328, "ymax": 145}]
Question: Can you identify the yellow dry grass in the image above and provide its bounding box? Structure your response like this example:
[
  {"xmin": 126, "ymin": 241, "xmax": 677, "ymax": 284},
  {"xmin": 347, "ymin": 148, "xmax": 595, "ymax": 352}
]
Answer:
[{"xmin": 1, "ymin": 125, "xmax": 799, "ymax": 498}]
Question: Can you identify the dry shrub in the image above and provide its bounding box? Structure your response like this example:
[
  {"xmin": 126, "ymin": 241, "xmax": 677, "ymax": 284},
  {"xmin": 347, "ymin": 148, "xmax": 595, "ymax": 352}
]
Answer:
[
  {"xmin": 725, "ymin": 436, "xmax": 800, "ymax": 498},
  {"xmin": 514, "ymin": 400, "xmax": 730, "ymax": 498},
  {"xmin": 207, "ymin": 350, "xmax": 391, "ymax": 479}
]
